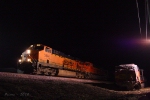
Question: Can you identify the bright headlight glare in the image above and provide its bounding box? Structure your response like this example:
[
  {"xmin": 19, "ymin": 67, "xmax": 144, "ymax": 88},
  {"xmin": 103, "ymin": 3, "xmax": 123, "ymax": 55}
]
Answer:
[
  {"xmin": 27, "ymin": 59, "xmax": 31, "ymax": 62},
  {"xmin": 19, "ymin": 59, "xmax": 21, "ymax": 62},
  {"xmin": 27, "ymin": 50, "xmax": 31, "ymax": 54}
]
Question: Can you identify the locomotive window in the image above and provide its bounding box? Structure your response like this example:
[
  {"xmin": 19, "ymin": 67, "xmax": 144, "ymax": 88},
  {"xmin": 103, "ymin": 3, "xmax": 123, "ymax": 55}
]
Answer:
[
  {"xmin": 52, "ymin": 49, "xmax": 55, "ymax": 54},
  {"xmin": 45, "ymin": 47, "xmax": 51, "ymax": 53},
  {"xmin": 55, "ymin": 50, "xmax": 60, "ymax": 55},
  {"xmin": 55, "ymin": 50, "xmax": 58, "ymax": 54},
  {"xmin": 52, "ymin": 49, "xmax": 60, "ymax": 55},
  {"xmin": 52, "ymin": 49, "xmax": 74, "ymax": 59}
]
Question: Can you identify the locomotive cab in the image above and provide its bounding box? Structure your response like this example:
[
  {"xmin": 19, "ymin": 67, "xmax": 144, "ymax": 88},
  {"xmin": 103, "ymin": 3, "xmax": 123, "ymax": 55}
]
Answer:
[{"xmin": 17, "ymin": 44, "xmax": 44, "ymax": 74}]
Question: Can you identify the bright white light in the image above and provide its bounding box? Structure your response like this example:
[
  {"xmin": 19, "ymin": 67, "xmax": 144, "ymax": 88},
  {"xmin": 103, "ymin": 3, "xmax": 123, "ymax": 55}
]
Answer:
[
  {"xmin": 37, "ymin": 44, "xmax": 41, "ymax": 46},
  {"xmin": 145, "ymin": 39, "xmax": 150, "ymax": 43},
  {"xmin": 19, "ymin": 59, "xmax": 21, "ymax": 62},
  {"xmin": 26, "ymin": 50, "xmax": 31, "ymax": 54},
  {"xmin": 27, "ymin": 59, "xmax": 31, "ymax": 62},
  {"xmin": 139, "ymin": 39, "xmax": 150, "ymax": 45}
]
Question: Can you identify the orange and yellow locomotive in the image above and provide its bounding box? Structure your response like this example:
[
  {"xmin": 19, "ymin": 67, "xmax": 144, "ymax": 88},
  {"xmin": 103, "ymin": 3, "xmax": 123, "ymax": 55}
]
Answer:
[{"xmin": 17, "ymin": 44, "xmax": 107, "ymax": 79}]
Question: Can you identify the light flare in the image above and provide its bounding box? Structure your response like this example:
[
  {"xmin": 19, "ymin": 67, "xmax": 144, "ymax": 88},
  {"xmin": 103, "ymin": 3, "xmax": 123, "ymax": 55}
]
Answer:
[
  {"xmin": 18, "ymin": 59, "xmax": 21, "ymax": 62},
  {"xmin": 26, "ymin": 50, "xmax": 31, "ymax": 54}
]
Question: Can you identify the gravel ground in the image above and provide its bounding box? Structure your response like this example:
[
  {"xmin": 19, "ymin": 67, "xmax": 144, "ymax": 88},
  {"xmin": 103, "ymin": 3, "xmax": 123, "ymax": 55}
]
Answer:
[{"xmin": 0, "ymin": 72, "xmax": 150, "ymax": 100}]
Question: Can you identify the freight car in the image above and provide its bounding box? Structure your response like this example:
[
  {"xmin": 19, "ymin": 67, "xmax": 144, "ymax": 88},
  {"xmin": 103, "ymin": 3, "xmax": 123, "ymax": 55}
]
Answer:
[{"xmin": 17, "ymin": 44, "xmax": 107, "ymax": 79}]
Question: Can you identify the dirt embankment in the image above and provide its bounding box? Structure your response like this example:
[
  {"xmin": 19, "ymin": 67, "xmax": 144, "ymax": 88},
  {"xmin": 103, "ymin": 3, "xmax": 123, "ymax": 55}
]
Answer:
[{"xmin": 0, "ymin": 72, "xmax": 150, "ymax": 100}]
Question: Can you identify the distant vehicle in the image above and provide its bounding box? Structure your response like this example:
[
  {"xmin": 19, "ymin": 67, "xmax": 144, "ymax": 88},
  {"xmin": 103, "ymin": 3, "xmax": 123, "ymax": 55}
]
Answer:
[
  {"xmin": 17, "ymin": 44, "xmax": 108, "ymax": 80},
  {"xmin": 115, "ymin": 64, "xmax": 145, "ymax": 90}
]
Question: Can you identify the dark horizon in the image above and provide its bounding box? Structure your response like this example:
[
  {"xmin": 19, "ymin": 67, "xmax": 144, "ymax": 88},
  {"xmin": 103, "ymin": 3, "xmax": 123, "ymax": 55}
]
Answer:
[{"xmin": 0, "ymin": 0, "xmax": 150, "ymax": 71}]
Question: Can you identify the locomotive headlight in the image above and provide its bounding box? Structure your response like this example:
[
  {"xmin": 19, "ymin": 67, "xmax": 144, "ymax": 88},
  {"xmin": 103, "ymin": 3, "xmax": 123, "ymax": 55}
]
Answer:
[
  {"xmin": 27, "ymin": 50, "xmax": 31, "ymax": 54},
  {"xmin": 27, "ymin": 58, "xmax": 31, "ymax": 62},
  {"xmin": 18, "ymin": 59, "xmax": 22, "ymax": 62}
]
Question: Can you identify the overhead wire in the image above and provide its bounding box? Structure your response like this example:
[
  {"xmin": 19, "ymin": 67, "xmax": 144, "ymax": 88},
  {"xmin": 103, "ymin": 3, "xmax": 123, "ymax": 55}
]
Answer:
[
  {"xmin": 146, "ymin": 0, "xmax": 150, "ymax": 40},
  {"xmin": 145, "ymin": 0, "xmax": 148, "ymax": 40},
  {"xmin": 136, "ymin": 0, "xmax": 142, "ymax": 38},
  {"xmin": 145, "ymin": 0, "xmax": 150, "ymax": 40},
  {"xmin": 147, "ymin": 0, "xmax": 150, "ymax": 24}
]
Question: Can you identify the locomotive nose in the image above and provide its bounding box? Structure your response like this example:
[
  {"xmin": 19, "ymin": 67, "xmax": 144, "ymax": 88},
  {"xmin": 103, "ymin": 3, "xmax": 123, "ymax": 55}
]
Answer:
[{"xmin": 17, "ymin": 62, "xmax": 33, "ymax": 74}]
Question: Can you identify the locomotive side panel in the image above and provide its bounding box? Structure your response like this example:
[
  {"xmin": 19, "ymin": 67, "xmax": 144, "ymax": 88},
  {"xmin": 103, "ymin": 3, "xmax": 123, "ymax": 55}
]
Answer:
[
  {"xmin": 38, "ymin": 46, "xmax": 64, "ymax": 69},
  {"xmin": 50, "ymin": 53, "xmax": 64, "ymax": 68},
  {"xmin": 76, "ymin": 61, "xmax": 84, "ymax": 71},
  {"xmin": 83, "ymin": 62, "xmax": 93, "ymax": 73},
  {"xmin": 63, "ymin": 58, "xmax": 77, "ymax": 71},
  {"xmin": 71, "ymin": 60, "xmax": 77, "ymax": 71},
  {"xmin": 38, "ymin": 50, "xmax": 49, "ymax": 64}
]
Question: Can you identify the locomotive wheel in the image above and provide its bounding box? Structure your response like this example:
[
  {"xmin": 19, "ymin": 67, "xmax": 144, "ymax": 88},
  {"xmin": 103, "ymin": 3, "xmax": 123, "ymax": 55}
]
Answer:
[
  {"xmin": 76, "ymin": 75, "xmax": 79, "ymax": 78},
  {"xmin": 47, "ymin": 72, "xmax": 51, "ymax": 76},
  {"xmin": 76, "ymin": 72, "xmax": 79, "ymax": 78},
  {"xmin": 51, "ymin": 68, "xmax": 59, "ymax": 76},
  {"xmin": 85, "ymin": 73, "xmax": 90, "ymax": 79},
  {"xmin": 55, "ymin": 69, "xmax": 59, "ymax": 76}
]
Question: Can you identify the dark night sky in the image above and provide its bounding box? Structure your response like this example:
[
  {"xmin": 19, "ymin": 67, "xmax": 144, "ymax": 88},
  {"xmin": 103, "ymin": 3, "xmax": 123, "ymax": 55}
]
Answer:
[{"xmin": 0, "ymin": 0, "xmax": 150, "ymax": 70}]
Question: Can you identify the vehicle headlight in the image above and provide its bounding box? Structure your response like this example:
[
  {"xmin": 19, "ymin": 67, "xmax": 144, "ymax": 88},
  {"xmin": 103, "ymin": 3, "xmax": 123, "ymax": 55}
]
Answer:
[
  {"xmin": 27, "ymin": 59, "xmax": 31, "ymax": 62},
  {"xmin": 18, "ymin": 59, "xmax": 22, "ymax": 62},
  {"xmin": 27, "ymin": 50, "xmax": 31, "ymax": 54}
]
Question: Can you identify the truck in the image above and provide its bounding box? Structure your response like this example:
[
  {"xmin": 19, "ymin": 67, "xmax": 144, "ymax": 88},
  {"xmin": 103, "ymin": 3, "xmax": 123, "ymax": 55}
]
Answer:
[{"xmin": 115, "ymin": 64, "xmax": 145, "ymax": 90}]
